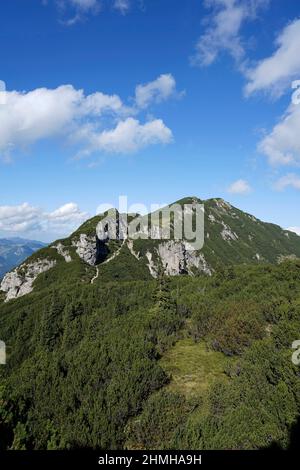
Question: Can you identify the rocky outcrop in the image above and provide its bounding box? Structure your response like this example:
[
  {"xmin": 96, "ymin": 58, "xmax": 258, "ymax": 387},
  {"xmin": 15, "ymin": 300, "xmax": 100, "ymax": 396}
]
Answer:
[
  {"xmin": 0, "ymin": 258, "xmax": 56, "ymax": 302},
  {"xmin": 72, "ymin": 234, "xmax": 99, "ymax": 265},
  {"xmin": 220, "ymin": 222, "xmax": 238, "ymax": 242},
  {"xmin": 157, "ymin": 241, "xmax": 187, "ymax": 276},
  {"xmin": 277, "ymin": 254, "xmax": 297, "ymax": 264},
  {"xmin": 52, "ymin": 243, "xmax": 72, "ymax": 263},
  {"xmin": 127, "ymin": 240, "xmax": 140, "ymax": 259},
  {"xmin": 151, "ymin": 241, "xmax": 212, "ymax": 277},
  {"xmin": 185, "ymin": 249, "xmax": 212, "ymax": 276},
  {"xmin": 146, "ymin": 251, "xmax": 158, "ymax": 278},
  {"xmin": 72, "ymin": 234, "xmax": 108, "ymax": 266}
]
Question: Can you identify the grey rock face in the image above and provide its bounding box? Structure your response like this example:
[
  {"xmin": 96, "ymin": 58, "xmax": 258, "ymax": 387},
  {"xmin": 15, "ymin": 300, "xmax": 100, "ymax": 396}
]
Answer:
[
  {"xmin": 220, "ymin": 221, "xmax": 238, "ymax": 242},
  {"xmin": 157, "ymin": 241, "xmax": 187, "ymax": 276},
  {"xmin": 127, "ymin": 240, "xmax": 140, "ymax": 259},
  {"xmin": 73, "ymin": 234, "xmax": 98, "ymax": 265},
  {"xmin": 146, "ymin": 251, "xmax": 158, "ymax": 278},
  {"xmin": 72, "ymin": 234, "xmax": 108, "ymax": 266},
  {"xmin": 150, "ymin": 241, "xmax": 212, "ymax": 277},
  {"xmin": 185, "ymin": 250, "xmax": 212, "ymax": 276},
  {"xmin": 52, "ymin": 243, "xmax": 72, "ymax": 263},
  {"xmin": 0, "ymin": 258, "xmax": 56, "ymax": 302}
]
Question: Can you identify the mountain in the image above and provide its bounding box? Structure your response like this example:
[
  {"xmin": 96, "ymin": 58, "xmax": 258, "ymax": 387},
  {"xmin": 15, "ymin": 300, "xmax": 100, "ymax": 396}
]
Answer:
[
  {"xmin": 0, "ymin": 238, "xmax": 46, "ymax": 280},
  {"xmin": 1, "ymin": 197, "xmax": 300, "ymax": 302},
  {"xmin": 0, "ymin": 197, "xmax": 300, "ymax": 450}
]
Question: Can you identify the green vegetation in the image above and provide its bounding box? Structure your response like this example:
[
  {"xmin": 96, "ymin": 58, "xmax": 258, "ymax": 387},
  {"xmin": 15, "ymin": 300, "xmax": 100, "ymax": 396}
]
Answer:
[
  {"xmin": 159, "ymin": 338, "xmax": 230, "ymax": 398},
  {"xmin": 1, "ymin": 257, "xmax": 300, "ymax": 450},
  {"xmin": 125, "ymin": 261, "xmax": 300, "ymax": 450},
  {"xmin": 124, "ymin": 197, "xmax": 300, "ymax": 275},
  {"xmin": 201, "ymin": 198, "xmax": 300, "ymax": 267},
  {"xmin": 1, "ymin": 200, "xmax": 300, "ymax": 450},
  {"xmin": 98, "ymin": 245, "xmax": 151, "ymax": 282}
]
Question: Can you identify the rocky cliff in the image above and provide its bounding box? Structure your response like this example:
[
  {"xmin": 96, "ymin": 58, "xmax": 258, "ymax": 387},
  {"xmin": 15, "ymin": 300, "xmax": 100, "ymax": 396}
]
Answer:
[{"xmin": 1, "ymin": 258, "xmax": 56, "ymax": 302}]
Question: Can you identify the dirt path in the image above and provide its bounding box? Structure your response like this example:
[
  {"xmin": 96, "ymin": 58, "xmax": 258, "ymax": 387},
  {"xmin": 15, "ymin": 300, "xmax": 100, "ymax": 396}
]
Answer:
[{"xmin": 91, "ymin": 266, "xmax": 99, "ymax": 284}]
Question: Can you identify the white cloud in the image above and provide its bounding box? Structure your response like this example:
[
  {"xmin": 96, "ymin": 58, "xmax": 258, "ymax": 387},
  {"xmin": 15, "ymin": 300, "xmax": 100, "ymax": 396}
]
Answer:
[
  {"xmin": 0, "ymin": 86, "xmax": 84, "ymax": 152},
  {"xmin": 247, "ymin": 20, "xmax": 300, "ymax": 167},
  {"xmin": 274, "ymin": 174, "xmax": 300, "ymax": 191},
  {"xmin": 113, "ymin": 0, "xmax": 130, "ymax": 14},
  {"xmin": 135, "ymin": 74, "xmax": 178, "ymax": 108},
  {"xmin": 85, "ymin": 117, "xmax": 172, "ymax": 153},
  {"xmin": 0, "ymin": 76, "xmax": 176, "ymax": 160},
  {"xmin": 286, "ymin": 227, "xmax": 300, "ymax": 236},
  {"xmin": 0, "ymin": 203, "xmax": 43, "ymax": 233},
  {"xmin": 48, "ymin": 202, "xmax": 87, "ymax": 223},
  {"xmin": 0, "ymin": 202, "xmax": 88, "ymax": 237},
  {"xmin": 245, "ymin": 19, "xmax": 300, "ymax": 97},
  {"xmin": 259, "ymin": 102, "xmax": 300, "ymax": 166},
  {"xmin": 192, "ymin": 0, "xmax": 269, "ymax": 67},
  {"xmin": 227, "ymin": 178, "xmax": 252, "ymax": 194}
]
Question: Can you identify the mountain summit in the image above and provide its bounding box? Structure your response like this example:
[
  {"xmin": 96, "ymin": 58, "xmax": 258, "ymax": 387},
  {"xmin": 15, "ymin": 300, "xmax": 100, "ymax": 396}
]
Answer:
[{"xmin": 1, "ymin": 197, "xmax": 300, "ymax": 302}]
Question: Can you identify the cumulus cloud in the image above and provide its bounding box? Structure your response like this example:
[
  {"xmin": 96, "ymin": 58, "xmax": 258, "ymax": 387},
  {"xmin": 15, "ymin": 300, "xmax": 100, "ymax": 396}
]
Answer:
[
  {"xmin": 0, "ymin": 202, "xmax": 88, "ymax": 237},
  {"xmin": 0, "ymin": 76, "xmax": 177, "ymax": 161},
  {"xmin": 135, "ymin": 74, "xmax": 178, "ymax": 108},
  {"xmin": 227, "ymin": 178, "xmax": 252, "ymax": 194},
  {"xmin": 274, "ymin": 174, "xmax": 300, "ymax": 191},
  {"xmin": 48, "ymin": 202, "xmax": 88, "ymax": 224},
  {"xmin": 245, "ymin": 19, "xmax": 300, "ymax": 97},
  {"xmin": 247, "ymin": 20, "xmax": 300, "ymax": 167},
  {"xmin": 258, "ymin": 101, "xmax": 300, "ymax": 166},
  {"xmin": 192, "ymin": 0, "xmax": 269, "ymax": 67},
  {"xmin": 84, "ymin": 117, "xmax": 172, "ymax": 153},
  {"xmin": 0, "ymin": 203, "xmax": 43, "ymax": 233}
]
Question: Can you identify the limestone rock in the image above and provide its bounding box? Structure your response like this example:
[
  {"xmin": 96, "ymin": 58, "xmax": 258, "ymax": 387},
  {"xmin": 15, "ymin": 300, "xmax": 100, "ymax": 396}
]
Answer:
[
  {"xmin": 154, "ymin": 241, "xmax": 212, "ymax": 277},
  {"xmin": 157, "ymin": 241, "xmax": 187, "ymax": 276},
  {"xmin": 0, "ymin": 258, "xmax": 56, "ymax": 302},
  {"xmin": 72, "ymin": 234, "xmax": 109, "ymax": 266},
  {"xmin": 220, "ymin": 222, "xmax": 238, "ymax": 241},
  {"xmin": 52, "ymin": 243, "xmax": 72, "ymax": 263},
  {"xmin": 146, "ymin": 251, "xmax": 158, "ymax": 278}
]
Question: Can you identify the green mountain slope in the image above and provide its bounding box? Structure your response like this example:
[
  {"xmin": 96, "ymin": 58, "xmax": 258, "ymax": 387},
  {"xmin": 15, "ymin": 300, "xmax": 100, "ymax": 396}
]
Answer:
[
  {"xmin": 1, "ymin": 197, "xmax": 300, "ymax": 303},
  {"xmin": 0, "ymin": 260, "xmax": 300, "ymax": 449},
  {"xmin": 0, "ymin": 197, "xmax": 300, "ymax": 450}
]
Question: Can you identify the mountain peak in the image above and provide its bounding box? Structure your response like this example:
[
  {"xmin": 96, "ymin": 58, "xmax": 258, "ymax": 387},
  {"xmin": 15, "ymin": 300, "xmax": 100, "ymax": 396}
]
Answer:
[{"xmin": 1, "ymin": 196, "xmax": 300, "ymax": 302}]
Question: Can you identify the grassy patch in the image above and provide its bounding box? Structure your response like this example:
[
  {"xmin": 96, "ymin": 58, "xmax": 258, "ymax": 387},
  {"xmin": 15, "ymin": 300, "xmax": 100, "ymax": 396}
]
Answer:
[{"xmin": 160, "ymin": 338, "xmax": 229, "ymax": 398}]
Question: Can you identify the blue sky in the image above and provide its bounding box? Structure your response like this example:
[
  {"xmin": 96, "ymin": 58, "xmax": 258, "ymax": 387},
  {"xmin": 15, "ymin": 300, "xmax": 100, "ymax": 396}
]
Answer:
[{"xmin": 0, "ymin": 0, "xmax": 300, "ymax": 242}]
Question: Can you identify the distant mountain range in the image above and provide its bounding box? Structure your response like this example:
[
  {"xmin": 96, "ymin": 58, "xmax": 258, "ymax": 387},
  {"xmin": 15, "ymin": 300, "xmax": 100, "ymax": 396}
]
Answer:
[{"xmin": 0, "ymin": 237, "xmax": 46, "ymax": 279}]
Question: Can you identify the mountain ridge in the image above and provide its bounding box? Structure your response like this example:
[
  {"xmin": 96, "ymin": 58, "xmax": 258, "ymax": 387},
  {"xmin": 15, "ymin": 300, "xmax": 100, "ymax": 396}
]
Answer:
[{"xmin": 1, "ymin": 196, "xmax": 300, "ymax": 302}]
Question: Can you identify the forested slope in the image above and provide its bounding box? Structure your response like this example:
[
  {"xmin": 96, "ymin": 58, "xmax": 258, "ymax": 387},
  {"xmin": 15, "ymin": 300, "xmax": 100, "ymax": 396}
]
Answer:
[{"xmin": 1, "ymin": 260, "xmax": 300, "ymax": 450}]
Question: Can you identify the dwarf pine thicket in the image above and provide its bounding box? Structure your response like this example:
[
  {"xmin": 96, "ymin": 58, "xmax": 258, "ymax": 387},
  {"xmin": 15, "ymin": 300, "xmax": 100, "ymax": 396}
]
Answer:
[{"xmin": 0, "ymin": 260, "xmax": 300, "ymax": 450}]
